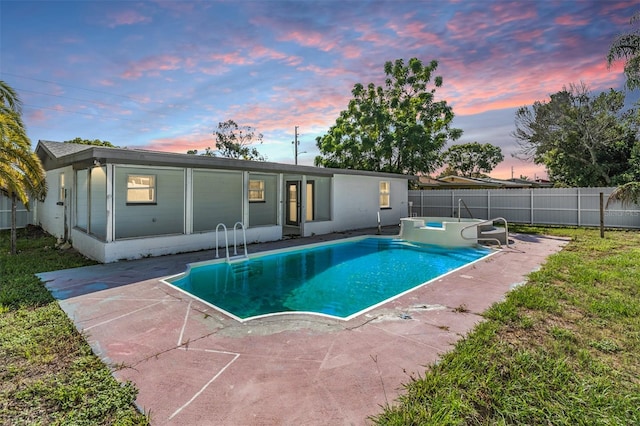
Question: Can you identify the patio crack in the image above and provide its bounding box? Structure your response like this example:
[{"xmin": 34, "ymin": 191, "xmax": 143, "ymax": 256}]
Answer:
[{"xmin": 169, "ymin": 300, "xmax": 241, "ymax": 421}]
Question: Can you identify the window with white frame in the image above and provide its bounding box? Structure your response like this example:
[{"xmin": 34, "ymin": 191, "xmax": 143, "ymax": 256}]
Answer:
[
  {"xmin": 248, "ymin": 179, "xmax": 265, "ymax": 202},
  {"xmin": 379, "ymin": 181, "xmax": 390, "ymax": 208},
  {"xmin": 127, "ymin": 174, "xmax": 156, "ymax": 204}
]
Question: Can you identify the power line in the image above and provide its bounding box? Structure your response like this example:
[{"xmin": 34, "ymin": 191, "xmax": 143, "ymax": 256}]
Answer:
[
  {"xmin": 22, "ymin": 102, "xmax": 149, "ymax": 124},
  {"xmin": 1, "ymin": 72, "xmax": 147, "ymax": 103},
  {"xmin": 15, "ymin": 87, "xmax": 127, "ymax": 110},
  {"xmin": 14, "ymin": 86, "xmax": 168, "ymax": 119}
]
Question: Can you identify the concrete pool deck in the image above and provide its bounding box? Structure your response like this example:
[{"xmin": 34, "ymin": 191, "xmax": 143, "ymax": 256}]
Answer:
[{"xmin": 38, "ymin": 227, "xmax": 568, "ymax": 425}]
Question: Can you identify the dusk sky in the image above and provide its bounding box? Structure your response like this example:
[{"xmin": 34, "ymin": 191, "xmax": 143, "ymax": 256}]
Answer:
[{"xmin": 1, "ymin": 0, "xmax": 638, "ymax": 179}]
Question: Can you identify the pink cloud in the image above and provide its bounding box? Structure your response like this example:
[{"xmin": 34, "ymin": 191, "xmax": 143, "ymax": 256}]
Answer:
[
  {"xmin": 198, "ymin": 64, "xmax": 231, "ymax": 76},
  {"xmin": 387, "ymin": 20, "xmax": 444, "ymax": 48},
  {"xmin": 485, "ymin": 159, "xmax": 548, "ymax": 180},
  {"xmin": 355, "ymin": 22, "xmax": 393, "ymax": 45},
  {"xmin": 141, "ymin": 133, "xmax": 213, "ymax": 154},
  {"xmin": 61, "ymin": 36, "xmax": 82, "ymax": 44},
  {"xmin": 27, "ymin": 109, "xmax": 47, "ymax": 124},
  {"xmin": 296, "ymin": 64, "xmax": 353, "ymax": 79},
  {"xmin": 121, "ymin": 54, "xmax": 182, "ymax": 79},
  {"xmin": 489, "ymin": 2, "xmax": 538, "ymax": 25},
  {"xmin": 513, "ymin": 28, "xmax": 545, "ymax": 43},
  {"xmin": 279, "ymin": 30, "xmax": 338, "ymax": 52},
  {"xmin": 208, "ymin": 52, "xmax": 253, "ymax": 66},
  {"xmin": 250, "ymin": 46, "xmax": 303, "ymax": 66},
  {"xmin": 107, "ymin": 10, "xmax": 152, "ymax": 28},
  {"xmin": 447, "ymin": 3, "xmax": 537, "ymax": 41},
  {"xmin": 445, "ymin": 12, "xmax": 492, "ymax": 40},
  {"xmin": 554, "ymin": 15, "xmax": 589, "ymax": 26}
]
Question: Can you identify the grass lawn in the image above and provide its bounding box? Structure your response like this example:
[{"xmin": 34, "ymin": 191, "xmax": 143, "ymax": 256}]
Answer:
[
  {"xmin": 373, "ymin": 226, "xmax": 640, "ymax": 425},
  {"xmin": 1, "ymin": 225, "xmax": 638, "ymax": 425},
  {"xmin": 0, "ymin": 226, "xmax": 149, "ymax": 425}
]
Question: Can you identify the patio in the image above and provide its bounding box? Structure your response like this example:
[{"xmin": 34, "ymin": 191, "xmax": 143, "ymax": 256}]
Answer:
[{"xmin": 37, "ymin": 227, "xmax": 568, "ymax": 425}]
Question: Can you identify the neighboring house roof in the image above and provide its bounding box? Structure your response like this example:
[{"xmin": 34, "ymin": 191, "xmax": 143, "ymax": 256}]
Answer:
[
  {"xmin": 36, "ymin": 140, "xmax": 415, "ymax": 180},
  {"xmin": 417, "ymin": 174, "xmax": 550, "ymax": 189},
  {"xmin": 506, "ymin": 177, "xmax": 553, "ymax": 188}
]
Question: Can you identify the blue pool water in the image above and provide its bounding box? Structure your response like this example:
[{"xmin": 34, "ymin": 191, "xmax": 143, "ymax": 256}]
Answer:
[{"xmin": 167, "ymin": 238, "xmax": 491, "ymax": 320}]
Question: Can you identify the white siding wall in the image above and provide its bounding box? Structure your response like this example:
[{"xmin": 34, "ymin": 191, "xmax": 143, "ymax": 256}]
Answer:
[
  {"xmin": 37, "ymin": 166, "xmax": 73, "ymax": 239},
  {"xmin": 304, "ymin": 174, "xmax": 407, "ymax": 236}
]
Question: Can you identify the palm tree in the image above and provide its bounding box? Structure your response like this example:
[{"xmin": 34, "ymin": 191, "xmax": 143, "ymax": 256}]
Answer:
[
  {"xmin": 606, "ymin": 182, "xmax": 640, "ymax": 208},
  {"xmin": 0, "ymin": 80, "xmax": 46, "ymax": 254},
  {"xmin": 607, "ymin": 12, "xmax": 640, "ymax": 90},
  {"xmin": 606, "ymin": 13, "xmax": 640, "ymax": 211}
]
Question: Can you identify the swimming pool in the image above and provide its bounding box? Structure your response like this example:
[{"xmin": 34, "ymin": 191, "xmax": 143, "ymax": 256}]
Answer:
[{"xmin": 163, "ymin": 237, "xmax": 493, "ymax": 321}]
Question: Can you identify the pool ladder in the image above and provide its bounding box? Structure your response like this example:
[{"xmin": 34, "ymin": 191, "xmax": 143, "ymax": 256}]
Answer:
[{"xmin": 215, "ymin": 222, "xmax": 248, "ymax": 262}]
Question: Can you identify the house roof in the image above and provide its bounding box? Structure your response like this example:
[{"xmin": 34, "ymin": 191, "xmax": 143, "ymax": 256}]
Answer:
[{"xmin": 36, "ymin": 140, "xmax": 415, "ymax": 180}]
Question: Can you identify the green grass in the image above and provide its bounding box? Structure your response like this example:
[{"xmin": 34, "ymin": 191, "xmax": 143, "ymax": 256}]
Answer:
[
  {"xmin": 0, "ymin": 226, "xmax": 149, "ymax": 425},
  {"xmin": 373, "ymin": 226, "xmax": 640, "ymax": 425}
]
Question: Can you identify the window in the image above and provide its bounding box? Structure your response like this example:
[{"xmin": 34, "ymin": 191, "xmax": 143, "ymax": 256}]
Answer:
[
  {"xmin": 248, "ymin": 179, "xmax": 265, "ymax": 202},
  {"xmin": 306, "ymin": 181, "xmax": 314, "ymax": 221},
  {"xmin": 58, "ymin": 173, "xmax": 65, "ymax": 202},
  {"xmin": 127, "ymin": 174, "xmax": 156, "ymax": 204},
  {"xmin": 379, "ymin": 181, "xmax": 390, "ymax": 208}
]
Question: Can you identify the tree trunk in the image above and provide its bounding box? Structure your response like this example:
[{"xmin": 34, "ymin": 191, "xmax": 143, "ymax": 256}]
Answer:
[{"xmin": 10, "ymin": 193, "xmax": 17, "ymax": 255}]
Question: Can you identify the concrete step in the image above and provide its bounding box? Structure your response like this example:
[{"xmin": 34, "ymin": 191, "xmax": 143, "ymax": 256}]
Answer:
[{"xmin": 477, "ymin": 226, "xmax": 507, "ymax": 245}]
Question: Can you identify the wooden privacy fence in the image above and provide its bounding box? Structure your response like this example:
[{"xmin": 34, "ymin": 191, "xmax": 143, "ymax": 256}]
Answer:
[
  {"xmin": 0, "ymin": 194, "xmax": 35, "ymax": 230},
  {"xmin": 408, "ymin": 187, "xmax": 640, "ymax": 229}
]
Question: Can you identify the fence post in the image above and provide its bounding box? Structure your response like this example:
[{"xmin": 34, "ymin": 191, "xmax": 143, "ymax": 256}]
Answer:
[
  {"xmin": 530, "ymin": 188, "xmax": 534, "ymax": 225},
  {"xmin": 451, "ymin": 191, "xmax": 455, "ymax": 217},
  {"xmin": 600, "ymin": 192, "xmax": 604, "ymax": 238},
  {"xmin": 577, "ymin": 188, "xmax": 581, "ymax": 226}
]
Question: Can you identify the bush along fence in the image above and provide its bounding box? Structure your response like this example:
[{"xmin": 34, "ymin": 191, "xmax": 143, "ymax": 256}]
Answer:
[{"xmin": 408, "ymin": 187, "xmax": 640, "ymax": 229}]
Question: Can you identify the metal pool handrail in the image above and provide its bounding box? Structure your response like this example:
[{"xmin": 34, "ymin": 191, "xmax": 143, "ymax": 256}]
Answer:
[
  {"xmin": 458, "ymin": 198, "xmax": 474, "ymax": 221},
  {"xmin": 215, "ymin": 223, "xmax": 230, "ymax": 260},
  {"xmin": 460, "ymin": 217, "xmax": 510, "ymax": 248},
  {"xmin": 233, "ymin": 222, "xmax": 248, "ymax": 258}
]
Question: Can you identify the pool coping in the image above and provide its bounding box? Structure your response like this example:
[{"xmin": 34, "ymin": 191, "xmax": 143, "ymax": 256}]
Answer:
[{"xmin": 38, "ymin": 227, "xmax": 570, "ymax": 425}]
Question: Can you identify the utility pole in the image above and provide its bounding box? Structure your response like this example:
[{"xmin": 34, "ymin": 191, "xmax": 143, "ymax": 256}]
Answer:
[{"xmin": 293, "ymin": 126, "xmax": 299, "ymax": 165}]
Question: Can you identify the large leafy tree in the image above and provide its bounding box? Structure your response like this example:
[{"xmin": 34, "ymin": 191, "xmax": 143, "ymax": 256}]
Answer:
[
  {"xmin": 188, "ymin": 120, "xmax": 265, "ymax": 160},
  {"xmin": 513, "ymin": 83, "xmax": 638, "ymax": 187},
  {"xmin": 0, "ymin": 81, "xmax": 46, "ymax": 254},
  {"xmin": 315, "ymin": 58, "xmax": 462, "ymax": 176},
  {"xmin": 607, "ymin": 12, "xmax": 640, "ymax": 90},
  {"xmin": 441, "ymin": 142, "xmax": 504, "ymax": 177},
  {"xmin": 212, "ymin": 120, "xmax": 265, "ymax": 161}
]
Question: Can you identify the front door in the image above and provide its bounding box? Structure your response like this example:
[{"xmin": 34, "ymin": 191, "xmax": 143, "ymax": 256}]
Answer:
[{"xmin": 286, "ymin": 181, "xmax": 300, "ymax": 226}]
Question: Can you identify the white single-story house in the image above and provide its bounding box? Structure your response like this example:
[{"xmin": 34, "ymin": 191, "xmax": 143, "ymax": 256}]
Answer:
[{"xmin": 35, "ymin": 140, "xmax": 412, "ymax": 263}]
